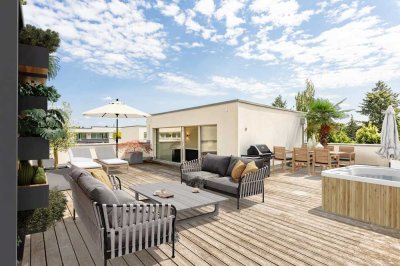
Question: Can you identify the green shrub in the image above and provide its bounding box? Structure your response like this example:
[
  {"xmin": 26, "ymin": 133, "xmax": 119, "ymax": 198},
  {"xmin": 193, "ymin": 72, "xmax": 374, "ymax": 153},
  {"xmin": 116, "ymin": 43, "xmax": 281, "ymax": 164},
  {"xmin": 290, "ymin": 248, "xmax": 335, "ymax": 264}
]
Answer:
[
  {"xmin": 18, "ymin": 81, "xmax": 60, "ymax": 102},
  {"xmin": 18, "ymin": 190, "xmax": 67, "ymax": 236},
  {"xmin": 329, "ymin": 130, "xmax": 353, "ymax": 143},
  {"xmin": 19, "ymin": 24, "xmax": 60, "ymax": 53},
  {"xmin": 355, "ymin": 123, "xmax": 381, "ymax": 144}
]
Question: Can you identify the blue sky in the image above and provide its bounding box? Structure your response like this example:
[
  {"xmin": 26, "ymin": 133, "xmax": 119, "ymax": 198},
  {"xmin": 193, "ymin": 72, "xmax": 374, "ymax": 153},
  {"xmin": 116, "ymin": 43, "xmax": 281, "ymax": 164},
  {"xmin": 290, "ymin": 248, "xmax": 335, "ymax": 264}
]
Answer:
[{"xmin": 23, "ymin": 0, "xmax": 400, "ymax": 127}]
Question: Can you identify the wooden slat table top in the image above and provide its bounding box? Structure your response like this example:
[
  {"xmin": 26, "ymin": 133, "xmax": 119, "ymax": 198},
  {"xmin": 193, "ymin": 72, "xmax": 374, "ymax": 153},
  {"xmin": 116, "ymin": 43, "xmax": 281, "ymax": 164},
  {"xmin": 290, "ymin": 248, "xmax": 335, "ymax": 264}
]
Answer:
[{"xmin": 130, "ymin": 181, "xmax": 228, "ymax": 211}]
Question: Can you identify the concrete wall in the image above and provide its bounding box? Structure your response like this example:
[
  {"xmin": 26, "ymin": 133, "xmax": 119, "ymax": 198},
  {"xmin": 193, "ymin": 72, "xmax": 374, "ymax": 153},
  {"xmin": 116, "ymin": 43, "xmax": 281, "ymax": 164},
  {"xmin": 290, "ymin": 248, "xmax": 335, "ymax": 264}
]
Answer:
[
  {"xmin": 238, "ymin": 102, "xmax": 304, "ymax": 155},
  {"xmin": 147, "ymin": 102, "xmax": 239, "ymax": 156},
  {"xmin": 329, "ymin": 143, "xmax": 390, "ymax": 166},
  {"xmin": 119, "ymin": 126, "xmax": 147, "ymax": 142}
]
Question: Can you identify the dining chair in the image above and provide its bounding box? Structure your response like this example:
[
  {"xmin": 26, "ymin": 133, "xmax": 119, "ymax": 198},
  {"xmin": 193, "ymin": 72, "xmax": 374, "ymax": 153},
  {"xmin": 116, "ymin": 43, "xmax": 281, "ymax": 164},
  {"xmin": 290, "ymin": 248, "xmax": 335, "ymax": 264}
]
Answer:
[
  {"xmin": 338, "ymin": 146, "xmax": 355, "ymax": 166},
  {"xmin": 292, "ymin": 147, "xmax": 310, "ymax": 175},
  {"xmin": 312, "ymin": 148, "xmax": 338, "ymax": 175},
  {"xmin": 272, "ymin": 146, "xmax": 292, "ymax": 172}
]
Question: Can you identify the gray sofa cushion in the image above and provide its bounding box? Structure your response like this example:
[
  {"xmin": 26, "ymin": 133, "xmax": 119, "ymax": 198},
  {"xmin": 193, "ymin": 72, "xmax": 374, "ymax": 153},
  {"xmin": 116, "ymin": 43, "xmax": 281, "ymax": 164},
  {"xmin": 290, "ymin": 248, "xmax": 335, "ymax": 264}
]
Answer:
[
  {"xmin": 201, "ymin": 154, "xmax": 231, "ymax": 176},
  {"xmin": 78, "ymin": 175, "xmax": 119, "ymax": 205},
  {"xmin": 206, "ymin": 176, "xmax": 239, "ymax": 195},
  {"xmin": 226, "ymin": 156, "xmax": 264, "ymax": 176},
  {"xmin": 70, "ymin": 165, "xmax": 91, "ymax": 182},
  {"xmin": 114, "ymin": 190, "xmax": 138, "ymax": 204}
]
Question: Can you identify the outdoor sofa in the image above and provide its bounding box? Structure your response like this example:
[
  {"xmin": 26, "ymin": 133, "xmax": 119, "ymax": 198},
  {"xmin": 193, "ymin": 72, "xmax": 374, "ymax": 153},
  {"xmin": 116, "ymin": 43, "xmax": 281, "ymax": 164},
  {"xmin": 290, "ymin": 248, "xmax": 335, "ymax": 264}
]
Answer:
[
  {"xmin": 68, "ymin": 166, "xmax": 176, "ymax": 266},
  {"xmin": 180, "ymin": 154, "xmax": 268, "ymax": 209}
]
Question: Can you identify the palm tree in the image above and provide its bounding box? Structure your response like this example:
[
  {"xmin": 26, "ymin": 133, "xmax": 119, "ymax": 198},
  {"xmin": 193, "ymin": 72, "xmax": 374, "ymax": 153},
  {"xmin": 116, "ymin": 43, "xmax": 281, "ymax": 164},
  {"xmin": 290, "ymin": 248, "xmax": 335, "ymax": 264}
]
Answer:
[{"xmin": 306, "ymin": 99, "xmax": 348, "ymax": 146}]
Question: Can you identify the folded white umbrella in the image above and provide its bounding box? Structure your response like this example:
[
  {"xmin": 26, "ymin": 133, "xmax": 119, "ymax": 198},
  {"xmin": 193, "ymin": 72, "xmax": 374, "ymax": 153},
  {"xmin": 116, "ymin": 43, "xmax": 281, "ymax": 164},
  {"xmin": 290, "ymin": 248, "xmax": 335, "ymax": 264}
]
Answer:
[
  {"xmin": 82, "ymin": 99, "xmax": 150, "ymax": 156},
  {"xmin": 377, "ymin": 105, "xmax": 400, "ymax": 160}
]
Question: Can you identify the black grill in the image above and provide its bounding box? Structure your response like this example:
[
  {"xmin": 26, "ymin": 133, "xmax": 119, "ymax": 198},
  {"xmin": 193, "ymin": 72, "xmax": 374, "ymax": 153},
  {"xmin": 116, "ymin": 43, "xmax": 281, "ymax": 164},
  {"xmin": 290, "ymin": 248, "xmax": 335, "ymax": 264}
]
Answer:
[{"xmin": 242, "ymin": 144, "xmax": 273, "ymax": 177}]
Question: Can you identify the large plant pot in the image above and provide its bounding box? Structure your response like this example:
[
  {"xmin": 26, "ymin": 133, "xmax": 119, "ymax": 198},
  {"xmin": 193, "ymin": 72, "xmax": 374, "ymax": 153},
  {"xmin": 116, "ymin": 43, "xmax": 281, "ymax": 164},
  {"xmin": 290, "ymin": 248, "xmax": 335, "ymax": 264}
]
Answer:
[
  {"xmin": 18, "ymin": 137, "xmax": 49, "ymax": 160},
  {"xmin": 18, "ymin": 182, "xmax": 49, "ymax": 211},
  {"xmin": 128, "ymin": 151, "xmax": 144, "ymax": 164},
  {"xmin": 18, "ymin": 96, "xmax": 47, "ymax": 112},
  {"xmin": 18, "ymin": 44, "xmax": 49, "ymax": 84}
]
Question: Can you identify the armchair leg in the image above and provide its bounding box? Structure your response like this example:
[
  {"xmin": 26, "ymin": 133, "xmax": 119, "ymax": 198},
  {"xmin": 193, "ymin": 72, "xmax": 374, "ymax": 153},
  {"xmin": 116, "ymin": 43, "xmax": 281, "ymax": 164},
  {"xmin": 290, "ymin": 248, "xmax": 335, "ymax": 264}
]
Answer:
[
  {"xmin": 73, "ymin": 209, "xmax": 76, "ymax": 220},
  {"xmin": 104, "ymin": 258, "xmax": 107, "ymax": 266},
  {"xmin": 172, "ymin": 240, "xmax": 175, "ymax": 258},
  {"xmin": 237, "ymin": 197, "xmax": 240, "ymax": 209}
]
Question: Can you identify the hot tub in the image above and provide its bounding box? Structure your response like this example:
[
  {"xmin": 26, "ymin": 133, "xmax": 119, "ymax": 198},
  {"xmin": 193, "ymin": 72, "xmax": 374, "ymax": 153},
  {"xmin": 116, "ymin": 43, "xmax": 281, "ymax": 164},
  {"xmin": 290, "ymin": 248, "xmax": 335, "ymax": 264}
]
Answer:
[{"xmin": 321, "ymin": 165, "xmax": 400, "ymax": 229}]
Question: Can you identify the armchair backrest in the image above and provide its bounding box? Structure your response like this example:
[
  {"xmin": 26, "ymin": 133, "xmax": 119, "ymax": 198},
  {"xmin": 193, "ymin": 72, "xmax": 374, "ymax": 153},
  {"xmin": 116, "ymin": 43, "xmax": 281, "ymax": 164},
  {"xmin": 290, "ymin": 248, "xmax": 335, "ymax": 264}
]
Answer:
[
  {"xmin": 293, "ymin": 147, "xmax": 309, "ymax": 162},
  {"xmin": 314, "ymin": 148, "xmax": 331, "ymax": 164},
  {"xmin": 273, "ymin": 146, "xmax": 286, "ymax": 160},
  {"xmin": 339, "ymin": 146, "xmax": 355, "ymax": 159}
]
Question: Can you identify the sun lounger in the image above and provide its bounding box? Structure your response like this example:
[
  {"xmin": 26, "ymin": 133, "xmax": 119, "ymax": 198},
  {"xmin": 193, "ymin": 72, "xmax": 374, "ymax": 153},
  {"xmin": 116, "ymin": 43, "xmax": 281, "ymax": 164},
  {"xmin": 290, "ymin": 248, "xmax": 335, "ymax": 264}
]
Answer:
[
  {"xmin": 68, "ymin": 147, "xmax": 102, "ymax": 169},
  {"xmin": 95, "ymin": 146, "xmax": 129, "ymax": 174}
]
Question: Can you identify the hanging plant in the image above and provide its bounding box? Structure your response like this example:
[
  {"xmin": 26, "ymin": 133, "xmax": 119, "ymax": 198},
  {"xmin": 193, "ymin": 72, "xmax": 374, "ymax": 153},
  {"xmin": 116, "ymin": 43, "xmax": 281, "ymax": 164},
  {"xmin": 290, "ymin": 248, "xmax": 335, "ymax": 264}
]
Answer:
[{"xmin": 18, "ymin": 81, "xmax": 60, "ymax": 102}]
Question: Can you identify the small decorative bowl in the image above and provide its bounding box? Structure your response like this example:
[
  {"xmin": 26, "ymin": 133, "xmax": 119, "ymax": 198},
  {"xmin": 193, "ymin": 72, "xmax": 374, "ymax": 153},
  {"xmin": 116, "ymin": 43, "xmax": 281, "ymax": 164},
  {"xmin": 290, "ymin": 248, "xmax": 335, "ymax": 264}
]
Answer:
[{"xmin": 192, "ymin": 188, "xmax": 200, "ymax": 193}]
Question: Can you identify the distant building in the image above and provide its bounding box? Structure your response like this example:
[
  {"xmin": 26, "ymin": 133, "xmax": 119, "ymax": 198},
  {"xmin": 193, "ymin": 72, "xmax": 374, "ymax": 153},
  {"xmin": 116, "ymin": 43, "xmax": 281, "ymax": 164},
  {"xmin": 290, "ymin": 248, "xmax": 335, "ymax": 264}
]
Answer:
[
  {"xmin": 72, "ymin": 125, "xmax": 147, "ymax": 144},
  {"xmin": 147, "ymin": 99, "xmax": 305, "ymax": 163}
]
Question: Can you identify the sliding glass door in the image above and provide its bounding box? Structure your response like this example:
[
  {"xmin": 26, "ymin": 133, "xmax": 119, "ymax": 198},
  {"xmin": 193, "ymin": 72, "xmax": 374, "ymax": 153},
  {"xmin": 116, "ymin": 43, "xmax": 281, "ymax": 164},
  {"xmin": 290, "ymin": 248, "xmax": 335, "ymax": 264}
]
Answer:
[
  {"xmin": 155, "ymin": 127, "xmax": 182, "ymax": 162},
  {"xmin": 155, "ymin": 124, "xmax": 217, "ymax": 162}
]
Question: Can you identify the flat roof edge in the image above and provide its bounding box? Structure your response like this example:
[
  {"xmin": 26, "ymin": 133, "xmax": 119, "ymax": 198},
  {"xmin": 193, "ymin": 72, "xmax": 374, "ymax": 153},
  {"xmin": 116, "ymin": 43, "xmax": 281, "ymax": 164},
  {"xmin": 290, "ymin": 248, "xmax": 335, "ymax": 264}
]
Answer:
[{"xmin": 151, "ymin": 99, "xmax": 305, "ymax": 116}]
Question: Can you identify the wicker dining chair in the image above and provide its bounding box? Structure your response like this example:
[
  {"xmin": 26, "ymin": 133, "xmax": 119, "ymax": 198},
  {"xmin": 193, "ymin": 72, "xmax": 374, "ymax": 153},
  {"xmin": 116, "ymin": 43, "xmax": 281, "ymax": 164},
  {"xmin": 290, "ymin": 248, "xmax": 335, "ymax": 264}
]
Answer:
[
  {"xmin": 312, "ymin": 148, "xmax": 338, "ymax": 175},
  {"xmin": 292, "ymin": 147, "xmax": 310, "ymax": 175},
  {"xmin": 272, "ymin": 146, "xmax": 292, "ymax": 172}
]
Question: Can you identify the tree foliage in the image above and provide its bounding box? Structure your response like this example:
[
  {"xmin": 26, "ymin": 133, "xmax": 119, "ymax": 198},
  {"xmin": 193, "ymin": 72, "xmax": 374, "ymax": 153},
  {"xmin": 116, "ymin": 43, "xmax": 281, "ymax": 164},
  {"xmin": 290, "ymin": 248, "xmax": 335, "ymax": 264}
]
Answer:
[
  {"xmin": 359, "ymin": 81, "xmax": 400, "ymax": 131},
  {"xmin": 272, "ymin": 95, "xmax": 287, "ymax": 109},
  {"xmin": 295, "ymin": 79, "xmax": 315, "ymax": 112},
  {"xmin": 355, "ymin": 123, "xmax": 381, "ymax": 144},
  {"xmin": 329, "ymin": 130, "xmax": 353, "ymax": 143},
  {"xmin": 345, "ymin": 114, "xmax": 360, "ymax": 141},
  {"xmin": 306, "ymin": 99, "xmax": 348, "ymax": 146}
]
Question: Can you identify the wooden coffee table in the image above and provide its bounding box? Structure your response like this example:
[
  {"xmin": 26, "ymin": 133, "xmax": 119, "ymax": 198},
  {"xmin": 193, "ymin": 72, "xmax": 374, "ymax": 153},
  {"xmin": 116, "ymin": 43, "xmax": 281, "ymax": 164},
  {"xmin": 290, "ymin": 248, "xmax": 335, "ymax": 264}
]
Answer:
[{"xmin": 129, "ymin": 182, "xmax": 228, "ymax": 224}]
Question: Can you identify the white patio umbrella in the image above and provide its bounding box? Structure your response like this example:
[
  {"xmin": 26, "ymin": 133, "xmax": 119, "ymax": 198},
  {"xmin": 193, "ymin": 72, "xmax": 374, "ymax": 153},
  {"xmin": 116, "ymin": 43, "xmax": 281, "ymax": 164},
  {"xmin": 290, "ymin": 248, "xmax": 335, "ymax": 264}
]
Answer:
[
  {"xmin": 377, "ymin": 105, "xmax": 400, "ymax": 160},
  {"xmin": 82, "ymin": 99, "xmax": 150, "ymax": 156}
]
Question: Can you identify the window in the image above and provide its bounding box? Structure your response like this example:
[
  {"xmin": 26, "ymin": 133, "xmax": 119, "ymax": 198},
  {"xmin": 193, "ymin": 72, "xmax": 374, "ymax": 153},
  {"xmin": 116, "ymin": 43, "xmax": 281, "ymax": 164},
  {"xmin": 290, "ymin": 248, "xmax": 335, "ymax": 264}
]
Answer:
[
  {"xmin": 201, "ymin": 125, "xmax": 217, "ymax": 155},
  {"xmin": 144, "ymin": 132, "xmax": 147, "ymax": 139}
]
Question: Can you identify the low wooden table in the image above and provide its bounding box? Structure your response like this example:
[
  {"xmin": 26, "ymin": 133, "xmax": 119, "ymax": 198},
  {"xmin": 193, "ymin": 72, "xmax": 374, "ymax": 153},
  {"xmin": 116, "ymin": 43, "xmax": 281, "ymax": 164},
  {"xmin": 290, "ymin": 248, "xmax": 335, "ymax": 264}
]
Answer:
[{"xmin": 129, "ymin": 182, "xmax": 228, "ymax": 224}]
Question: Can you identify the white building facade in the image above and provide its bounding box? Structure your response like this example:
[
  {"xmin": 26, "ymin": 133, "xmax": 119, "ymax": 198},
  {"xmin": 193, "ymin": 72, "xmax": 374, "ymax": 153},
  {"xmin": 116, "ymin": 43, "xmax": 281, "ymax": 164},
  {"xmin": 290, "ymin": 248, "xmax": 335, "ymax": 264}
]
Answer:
[
  {"xmin": 147, "ymin": 100, "xmax": 305, "ymax": 163},
  {"xmin": 72, "ymin": 125, "xmax": 147, "ymax": 144}
]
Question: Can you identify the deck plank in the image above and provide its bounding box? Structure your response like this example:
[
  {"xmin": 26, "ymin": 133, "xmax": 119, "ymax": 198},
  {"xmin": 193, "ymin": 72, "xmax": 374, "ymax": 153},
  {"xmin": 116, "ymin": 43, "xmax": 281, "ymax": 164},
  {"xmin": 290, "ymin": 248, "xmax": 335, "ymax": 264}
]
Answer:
[{"xmin": 23, "ymin": 163, "xmax": 400, "ymax": 266}]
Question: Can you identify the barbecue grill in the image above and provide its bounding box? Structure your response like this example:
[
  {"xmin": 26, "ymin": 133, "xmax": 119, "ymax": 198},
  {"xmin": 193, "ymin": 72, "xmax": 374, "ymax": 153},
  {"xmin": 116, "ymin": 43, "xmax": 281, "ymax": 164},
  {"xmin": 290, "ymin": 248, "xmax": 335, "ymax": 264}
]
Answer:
[{"xmin": 242, "ymin": 144, "xmax": 273, "ymax": 177}]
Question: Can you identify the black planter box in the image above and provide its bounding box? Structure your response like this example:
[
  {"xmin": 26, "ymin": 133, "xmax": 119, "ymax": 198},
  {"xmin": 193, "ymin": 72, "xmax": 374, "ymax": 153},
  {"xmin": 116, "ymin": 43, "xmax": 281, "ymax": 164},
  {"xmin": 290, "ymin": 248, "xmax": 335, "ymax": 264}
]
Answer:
[
  {"xmin": 18, "ymin": 182, "xmax": 49, "ymax": 211},
  {"xmin": 18, "ymin": 96, "xmax": 47, "ymax": 112},
  {"xmin": 18, "ymin": 137, "xmax": 49, "ymax": 160},
  {"xmin": 19, "ymin": 44, "xmax": 49, "ymax": 69}
]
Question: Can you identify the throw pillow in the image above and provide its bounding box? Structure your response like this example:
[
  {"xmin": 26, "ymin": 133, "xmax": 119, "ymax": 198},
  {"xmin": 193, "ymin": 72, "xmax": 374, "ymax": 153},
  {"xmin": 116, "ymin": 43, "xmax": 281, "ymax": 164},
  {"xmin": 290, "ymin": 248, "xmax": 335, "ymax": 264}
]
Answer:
[
  {"xmin": 231, "ymin": 160, "xmax": 246, "ymax": 182},
  {"xmin": 241, "ymin": 161, "xmax": 259, "ymax": 177},
  {"xmin": 88, "ymin": 169, "xmax": 113, "ymax": 189}
]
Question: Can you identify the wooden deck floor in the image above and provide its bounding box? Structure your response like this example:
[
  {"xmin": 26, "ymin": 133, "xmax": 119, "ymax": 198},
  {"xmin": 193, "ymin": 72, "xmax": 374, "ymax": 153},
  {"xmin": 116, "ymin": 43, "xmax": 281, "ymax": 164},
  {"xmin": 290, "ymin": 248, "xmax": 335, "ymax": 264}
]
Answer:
[{"xmin": 22, "ymin": 163, "xmax": 400, "ymax": 266}]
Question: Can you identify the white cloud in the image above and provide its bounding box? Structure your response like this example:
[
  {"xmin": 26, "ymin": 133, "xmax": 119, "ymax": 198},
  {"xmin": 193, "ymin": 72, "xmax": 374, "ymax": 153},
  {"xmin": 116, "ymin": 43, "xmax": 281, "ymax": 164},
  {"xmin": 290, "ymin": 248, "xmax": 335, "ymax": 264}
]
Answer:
[
  {"xmin": 325, "ymin": 2, "xmax": 374, "ymax": 24},
  {"xmin": 157, "ymin": 73, "xmax": 225, "ymax": 96},
  {"xmin": 157, "ymin": 72, "xmax": 283, "ymax": 99},
  {"xmin": 194, "ymin": 0, "xmax": 216, "ymax": 17},
  {"xmin": 23, "ymin": 0, "xmax": 167, "ymax": 78},
  {"xmin": 249, "ymin": 0, "xmax": 315, "ymax": 28},
  {"xmin": 103, "ymin": 96, "xmax": 113, "ymax": 101}
]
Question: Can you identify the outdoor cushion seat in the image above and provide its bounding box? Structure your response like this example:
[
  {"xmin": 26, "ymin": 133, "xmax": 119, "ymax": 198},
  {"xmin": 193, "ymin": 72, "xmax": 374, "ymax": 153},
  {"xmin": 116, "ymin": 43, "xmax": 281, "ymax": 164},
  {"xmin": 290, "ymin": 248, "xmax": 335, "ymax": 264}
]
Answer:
[
  {"xmin": 205, "ymin": 176, "xmax": 239, "ymax": 195},
  {"xmin": 78, "ymin": 174, "xmax": 119, "ymax": 205},
  {"xmin": 182, "ymin": 171, "xmax": 220, "ymax": 182},
  {"xmin": 99, "ymin": 158, "xmax": 128, "ymax": 165},
  {"xmin": 71, "ymin": 161, "xmax": 102, "ymax": 169},
  {"xmin": 114, "ymin": 190, "xmax": 138, "ymax": 204}
]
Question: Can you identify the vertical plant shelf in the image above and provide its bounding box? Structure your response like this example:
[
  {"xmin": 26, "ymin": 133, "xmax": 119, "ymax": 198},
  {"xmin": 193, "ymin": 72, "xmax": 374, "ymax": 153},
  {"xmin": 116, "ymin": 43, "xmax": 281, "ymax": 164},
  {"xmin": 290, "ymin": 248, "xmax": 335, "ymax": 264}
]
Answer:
[
  {"xmin": 18, "ymin": 178, "xmax": 49, "ymax": 211},
  {"xmin": 18, "ymin": 96, "xmax": 48, "ymax": 112},
  {"xmin": 18, "ymin": 44, "xmax": 49, "ymax": 84},
  {"xmin": 18, "ymin": 137, "xmax": 49, "ymax": 160}
]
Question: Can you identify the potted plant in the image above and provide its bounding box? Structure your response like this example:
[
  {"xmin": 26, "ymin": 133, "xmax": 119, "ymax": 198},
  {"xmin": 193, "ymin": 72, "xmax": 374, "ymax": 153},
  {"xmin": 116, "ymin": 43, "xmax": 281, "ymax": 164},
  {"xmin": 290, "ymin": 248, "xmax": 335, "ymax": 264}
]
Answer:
[
  {"xmin": 50, "ymin": 103, "xmax": 75, "ymax": 168},
  {"xmin": 19, "ymin": 24, "xmax": 60, "ymax": 83},
  {"xmin": 17, "ymin": 190, "xmax": 67, "ymax": 262},
  {"xmin": 18, "ymin": 108, "xmax": 66, "ymax": 160},
  {"xmin": 118, "ymin": 140, "xmax": 152, "ymax": 164}
]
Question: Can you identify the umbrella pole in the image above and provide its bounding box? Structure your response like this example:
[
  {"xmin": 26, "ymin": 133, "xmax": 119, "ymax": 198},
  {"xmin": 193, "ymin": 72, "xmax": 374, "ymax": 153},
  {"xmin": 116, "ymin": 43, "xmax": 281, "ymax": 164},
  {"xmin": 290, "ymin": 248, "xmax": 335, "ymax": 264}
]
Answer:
[{"xmin": 116, "ymin": 115, "xmax": 119, "ymax": 157}]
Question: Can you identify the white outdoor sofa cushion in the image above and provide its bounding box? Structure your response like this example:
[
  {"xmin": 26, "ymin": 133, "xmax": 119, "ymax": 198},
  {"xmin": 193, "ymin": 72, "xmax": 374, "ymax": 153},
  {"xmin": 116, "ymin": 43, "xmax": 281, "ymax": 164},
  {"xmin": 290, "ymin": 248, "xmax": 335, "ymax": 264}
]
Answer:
[{"xmin": 71, "ymin": 160, "xmax": 102, "ymax": 169}]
